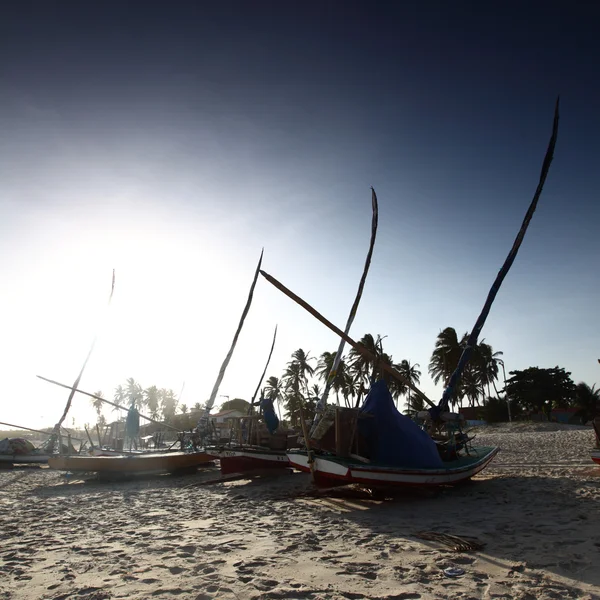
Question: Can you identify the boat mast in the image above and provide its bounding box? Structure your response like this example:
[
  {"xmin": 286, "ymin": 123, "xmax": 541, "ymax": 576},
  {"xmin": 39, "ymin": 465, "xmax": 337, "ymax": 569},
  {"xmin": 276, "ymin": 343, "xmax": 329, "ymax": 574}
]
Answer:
[
  {"xmin": 51, "ymin": 270, "xmax": 115, "ymax": 448},
  {"xmin": 435, "ymin": 98, "xmax": 560, "ymax": 416},
  {"xmin": 321, "ymin": 188, "xmax": 379, "ymax": 407},
  {"xmin": 205, "ymin": 250, "xmax": 263, "ymax": 413}
]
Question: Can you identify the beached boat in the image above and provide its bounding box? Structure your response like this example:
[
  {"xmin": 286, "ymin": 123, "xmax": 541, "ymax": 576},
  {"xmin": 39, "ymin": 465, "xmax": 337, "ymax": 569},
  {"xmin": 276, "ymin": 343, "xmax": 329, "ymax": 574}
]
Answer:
[
  {"xmin": 209, "ymin": 408, "xmax": 298, "ymax": 475},
  {"xmin": 264, "ymin": 100, "xmax": 559, "ymax": 490},
  {"xmin": 0, "ymin": 452, "xmax": 51, "ymax": 466},
  {"xmin": 592, "ymin": 449, "xmax": 600, "ymax": 465},
  {"xmin": 0, "ymin": 437, "xmax": 67, "ymax": 467},
  {"xmin": 288, "ymin": 380, "xmax": 498, "ymax": 488},
  {"xmin": 288, "ymin": 448, "xmax": 499, "ymax": 487},
  {"xmin": 48, "ymin": 450, "xmax": 213, "ymax": 475},
  {"xmin": 212, "ymin": 446, "xmax": 290, "ymax": 475}
]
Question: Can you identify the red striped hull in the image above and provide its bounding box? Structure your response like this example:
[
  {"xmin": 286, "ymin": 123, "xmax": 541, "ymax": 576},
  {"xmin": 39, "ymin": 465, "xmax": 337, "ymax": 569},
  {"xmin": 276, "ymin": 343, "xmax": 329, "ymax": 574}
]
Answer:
[{"xmin": 211, "ymin": 448, "xmax": 289, "ymax": 475}]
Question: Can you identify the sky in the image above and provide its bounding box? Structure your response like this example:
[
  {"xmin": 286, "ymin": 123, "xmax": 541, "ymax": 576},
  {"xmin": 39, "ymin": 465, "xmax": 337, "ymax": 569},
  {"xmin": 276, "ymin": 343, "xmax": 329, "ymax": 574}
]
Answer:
[{"xmin": 1, "ymin": 1, "xmax": 599, "ymax": 429}]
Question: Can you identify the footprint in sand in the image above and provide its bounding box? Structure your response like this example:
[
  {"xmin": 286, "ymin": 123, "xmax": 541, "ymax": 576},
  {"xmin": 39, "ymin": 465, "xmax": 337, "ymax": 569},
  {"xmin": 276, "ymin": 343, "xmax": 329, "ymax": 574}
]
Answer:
[{"xmin": 168, "ymin": 566, "xmax": 187, "ymax": 574}]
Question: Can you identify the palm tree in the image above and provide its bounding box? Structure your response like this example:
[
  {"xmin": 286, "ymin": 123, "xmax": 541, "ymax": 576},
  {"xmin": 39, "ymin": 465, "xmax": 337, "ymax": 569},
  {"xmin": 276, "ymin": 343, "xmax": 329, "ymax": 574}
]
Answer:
[
  {"xmin": 180, "ymin": 403, "xmax": 188, "ymax": 414},
  {"xmin": 194, "ymin": 402, "xmax": 202, "ymax": 412},
  {"xmin": 91, "ymin": 390, "xmax": 104, "ymax": 420},
  {"xmin": 574, "ymin": 383, "xmax": 600, "ymax": 423},
  {"xmin": 144, "ymin": 385, "xmax": 161, "ymax": 420},
  {"xmin": 316, "ymin": 351, "xmax": 353, "ymax": 406},
  {"xmin": 395, "ymin": 360, "xmax": 421, "ymax": 413},
  {"xmin": 264, "ymin": 376, "xmax": 283, "ymax": 421},
  {"xmin": 283, "ymin": 360, "xmax": 304, "ymax": 427},
  {"xmin": 476, "ymin": 341, "xmax": 504, "ymax": 398},
  {"xmin": 160, "ymin": 388, "xmax": 178, "ymax": 422},
  {"xmin": 348, "ymin": 334, "xmax": 385, "ymax": 405},
  {"xmin": 265, "ymin": 376, "xmax": 283, "ymax": 401},
  {"xmin": 291, "ymin": 348, "xmax": 315, "ymax": 393},
  {"xmin": 125, "ymin": 378, "xmax": 143, "ymax": 408},
  {"xmin": 348, "ymin": 334, "xmax": 380, "ymax": 381},
  {"xmin": 113, "ymin": 384, "xmax": 126, "ymax": 413},
  {"xmin": 316, "ymin": 351, "xmax": 336, "ymax": 383},
  {"xmin": 461, "ymin": 366, "xmax": 481, "ymax": 407},
  {"xmin": 428, "ymin": 327, "xmax": 464, "ymax": 389}
]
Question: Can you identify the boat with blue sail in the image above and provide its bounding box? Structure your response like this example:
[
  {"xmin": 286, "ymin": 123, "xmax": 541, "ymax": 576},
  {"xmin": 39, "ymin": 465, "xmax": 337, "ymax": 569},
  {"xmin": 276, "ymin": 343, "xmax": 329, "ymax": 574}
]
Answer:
[{"xmin": 262, "ymin": 98, "xmax": 559, "ymax": 489}]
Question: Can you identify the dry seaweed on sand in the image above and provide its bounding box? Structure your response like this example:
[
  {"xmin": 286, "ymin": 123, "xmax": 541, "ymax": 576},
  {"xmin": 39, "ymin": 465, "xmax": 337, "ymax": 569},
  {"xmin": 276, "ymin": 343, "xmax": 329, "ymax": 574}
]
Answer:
[{"xmin": 414, "ymin": 530, "xmax": 485, "ymax": 552}]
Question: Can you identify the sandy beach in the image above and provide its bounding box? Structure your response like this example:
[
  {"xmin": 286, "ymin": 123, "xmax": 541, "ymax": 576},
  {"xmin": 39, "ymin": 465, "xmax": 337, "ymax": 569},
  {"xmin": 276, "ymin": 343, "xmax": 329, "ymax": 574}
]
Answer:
[{"xmin": 1, "ymin": 424, "xmax": 599, "ymax": 600}]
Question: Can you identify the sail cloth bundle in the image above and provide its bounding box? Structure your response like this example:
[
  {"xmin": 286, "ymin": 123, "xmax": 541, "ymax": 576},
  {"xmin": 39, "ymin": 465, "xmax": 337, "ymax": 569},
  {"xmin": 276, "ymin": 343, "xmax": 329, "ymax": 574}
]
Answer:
[
  {"xmin": 0, "ymin": 438, "xmax": 36, "ymax": 455},
  {"xmin": 125, "ymin": 406, "xmax": 140, "ymax": 448},
  {"xmin": 259, "ymin": 396, "xmax": 279, "ymax": 434}
]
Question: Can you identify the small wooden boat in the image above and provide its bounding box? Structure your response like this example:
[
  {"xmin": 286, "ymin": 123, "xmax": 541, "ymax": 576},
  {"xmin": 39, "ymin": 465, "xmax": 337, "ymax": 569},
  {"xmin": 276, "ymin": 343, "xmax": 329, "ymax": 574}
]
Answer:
[
  {"xmin": 287, "ymin": 382, "xmax": 499, "ymax": 488},
  {"xmin": 288, "ymin": 446, "xmax": 499, "ymax": 487},
  {"xmin": 0, "ymin": 437, "xmax": 55, "ymax": 467},
  {"xmin": 592, "ymin": 449, "xmax": 600, "ymax": 465},
  {"xmin": 48, "ymin": 450, "xmax": 213, "ymax": 475},
  {"xmin": 209, "ymin": 415, "xmax": 296, "ymax": 475},
  {"xmin": 0, "ymin": 453, "xmax": 51, "ymax": 466},
  {"xmin": 210, "ymin": 446, "xmax": 290, "ymax": 475}
]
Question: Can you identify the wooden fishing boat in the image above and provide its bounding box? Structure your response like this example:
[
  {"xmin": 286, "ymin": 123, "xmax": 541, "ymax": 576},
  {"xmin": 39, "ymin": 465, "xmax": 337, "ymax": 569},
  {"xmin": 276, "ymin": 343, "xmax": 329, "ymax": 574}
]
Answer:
[
  {"xmin": 209, "ymin": 414, "xmax": 297, "ymax": 475},
  {"xmin": 211, "ymin": 446, "xmax": 290, "ymax": 475},
  {"xmin": 288, "ymin": 447, "xmax": 499, "ymax": 487},
  {"xmin": 591, "ymin": 449, "xmax": 600, "ymax": 465},
  {"xmin": 0, "ymin": 452, "xmax": 51, "ymax": 466},
  {"xmin": 48, "ymin": 450, "xmax": 213, "ymax": 475},
  {"xmin": 287, "ymin": 382, "xmax": 499, "ymax": 488}
]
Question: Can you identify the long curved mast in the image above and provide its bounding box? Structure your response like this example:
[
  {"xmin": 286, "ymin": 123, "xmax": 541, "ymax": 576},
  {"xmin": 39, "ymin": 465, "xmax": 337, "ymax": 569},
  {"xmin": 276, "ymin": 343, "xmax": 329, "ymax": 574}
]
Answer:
[
  {"xmin": 205, "ymin": 250, "xmax": 263, "ymax": 412},
  {"xmin": 321, "ymin": 188, "xmax": 379, "ymax": 406},
  {"xmin": 53, "ymin": 270, "xmax": 116, "ymax": 434},
  {"xmin": 435, "ymin": 98, "xmax": 560, "ymax": 415}
]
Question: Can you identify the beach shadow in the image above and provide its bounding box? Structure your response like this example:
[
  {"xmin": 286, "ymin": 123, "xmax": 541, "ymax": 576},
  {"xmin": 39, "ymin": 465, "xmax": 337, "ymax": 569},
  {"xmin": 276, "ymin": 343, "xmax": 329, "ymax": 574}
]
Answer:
[
  {"xmin": 283, "ymin": 473, "xmax": 600, "ymax": 589},
  {"xmin": 28, "ymin": 466, "xmax": 222, "ymax": 498}
]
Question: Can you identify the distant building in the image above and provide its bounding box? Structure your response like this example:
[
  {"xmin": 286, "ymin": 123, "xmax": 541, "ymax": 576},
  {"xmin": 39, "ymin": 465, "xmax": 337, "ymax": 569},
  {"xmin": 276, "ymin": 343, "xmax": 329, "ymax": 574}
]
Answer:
[{"xmin": 209, "ymin": 409, "xmax": 246, "ymax": 436}]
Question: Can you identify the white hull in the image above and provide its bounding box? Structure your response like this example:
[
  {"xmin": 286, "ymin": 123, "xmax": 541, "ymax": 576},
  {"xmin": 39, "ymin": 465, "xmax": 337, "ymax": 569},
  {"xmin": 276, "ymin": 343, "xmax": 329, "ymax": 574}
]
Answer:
[{"xmin": 287, "ymin": 447, "xmax": 499, "ymax": 487}]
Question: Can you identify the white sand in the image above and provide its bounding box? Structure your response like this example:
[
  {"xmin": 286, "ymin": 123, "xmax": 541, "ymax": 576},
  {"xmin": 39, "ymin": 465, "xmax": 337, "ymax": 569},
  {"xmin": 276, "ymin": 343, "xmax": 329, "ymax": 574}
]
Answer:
[{"xmin": 1, "ymin": 425, "xmax": 599, "ymax": 600}]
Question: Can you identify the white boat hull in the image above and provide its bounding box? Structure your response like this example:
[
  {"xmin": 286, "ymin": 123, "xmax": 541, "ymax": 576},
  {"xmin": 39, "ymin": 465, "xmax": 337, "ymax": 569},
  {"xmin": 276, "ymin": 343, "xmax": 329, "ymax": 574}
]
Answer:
[{"xmin": 287, "ymin": 447, "xmax": 499, "ymax": 487}]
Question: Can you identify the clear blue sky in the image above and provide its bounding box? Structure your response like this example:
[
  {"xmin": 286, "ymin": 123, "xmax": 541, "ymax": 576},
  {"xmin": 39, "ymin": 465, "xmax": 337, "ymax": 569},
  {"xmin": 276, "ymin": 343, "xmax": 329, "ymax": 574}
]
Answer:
[{"xmin": 1, "ymin": 1, "xmax": 598, "ymax": 427}]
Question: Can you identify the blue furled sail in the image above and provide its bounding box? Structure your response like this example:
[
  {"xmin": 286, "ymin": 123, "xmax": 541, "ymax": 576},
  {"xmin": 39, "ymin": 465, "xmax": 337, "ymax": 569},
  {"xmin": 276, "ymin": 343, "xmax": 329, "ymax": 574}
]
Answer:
[
  {"xmin": 360, "ymin": 381, "xmax": 443, "ymax": 468},
  {"xmin": 434, "ymin": 98, "xmax": 560, "ymax": 418},
  {"xmin": 260, "ymin": 396, "xmax": 279, "ymax": 434}
]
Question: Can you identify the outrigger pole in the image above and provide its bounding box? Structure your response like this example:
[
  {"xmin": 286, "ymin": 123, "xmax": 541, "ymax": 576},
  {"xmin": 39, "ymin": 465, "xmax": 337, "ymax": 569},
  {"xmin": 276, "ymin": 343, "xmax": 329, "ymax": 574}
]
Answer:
[
  {"xmin": 37, "ymin": 375, "xmax": 179, "ymax": 431},
  {"xmin": 0, "ymin": 420, "xmax": 84, "ymax": 442},
  {"xmin": 259, "ymin": 269, "xmax": 436, "ymax": 409}
]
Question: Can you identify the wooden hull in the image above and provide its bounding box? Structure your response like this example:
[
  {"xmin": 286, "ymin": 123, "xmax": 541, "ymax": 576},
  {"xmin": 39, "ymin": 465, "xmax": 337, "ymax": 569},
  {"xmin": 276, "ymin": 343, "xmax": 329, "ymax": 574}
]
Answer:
[
  {"xmin": 48, "ymin": 451, "xmax": 213, "ymax": 474},
  {"xmin": 209, "ymin": 447, "xmax": 289, "ymax": 475},
  {"xmin": 592, "ymin": 449, "xmax": 600, "ymax": 465},
  {"xmin": 0, "ymin": 454, "xmax": 49, "ymax": 465},
  {"xmin": 287, "ymin": 446, "xmax": 499, "ymax": 487}
]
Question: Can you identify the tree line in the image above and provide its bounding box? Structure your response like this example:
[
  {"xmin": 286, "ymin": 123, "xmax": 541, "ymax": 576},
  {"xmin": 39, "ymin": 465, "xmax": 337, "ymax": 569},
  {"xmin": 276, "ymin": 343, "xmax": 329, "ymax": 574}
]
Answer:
[
  {"xmin": 263, "ymin": 328, "xmax": 598, "ymax": 427},
  {"xmin": 90, "ymin": 328, "xmax": 598, "ymax": 428}
]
